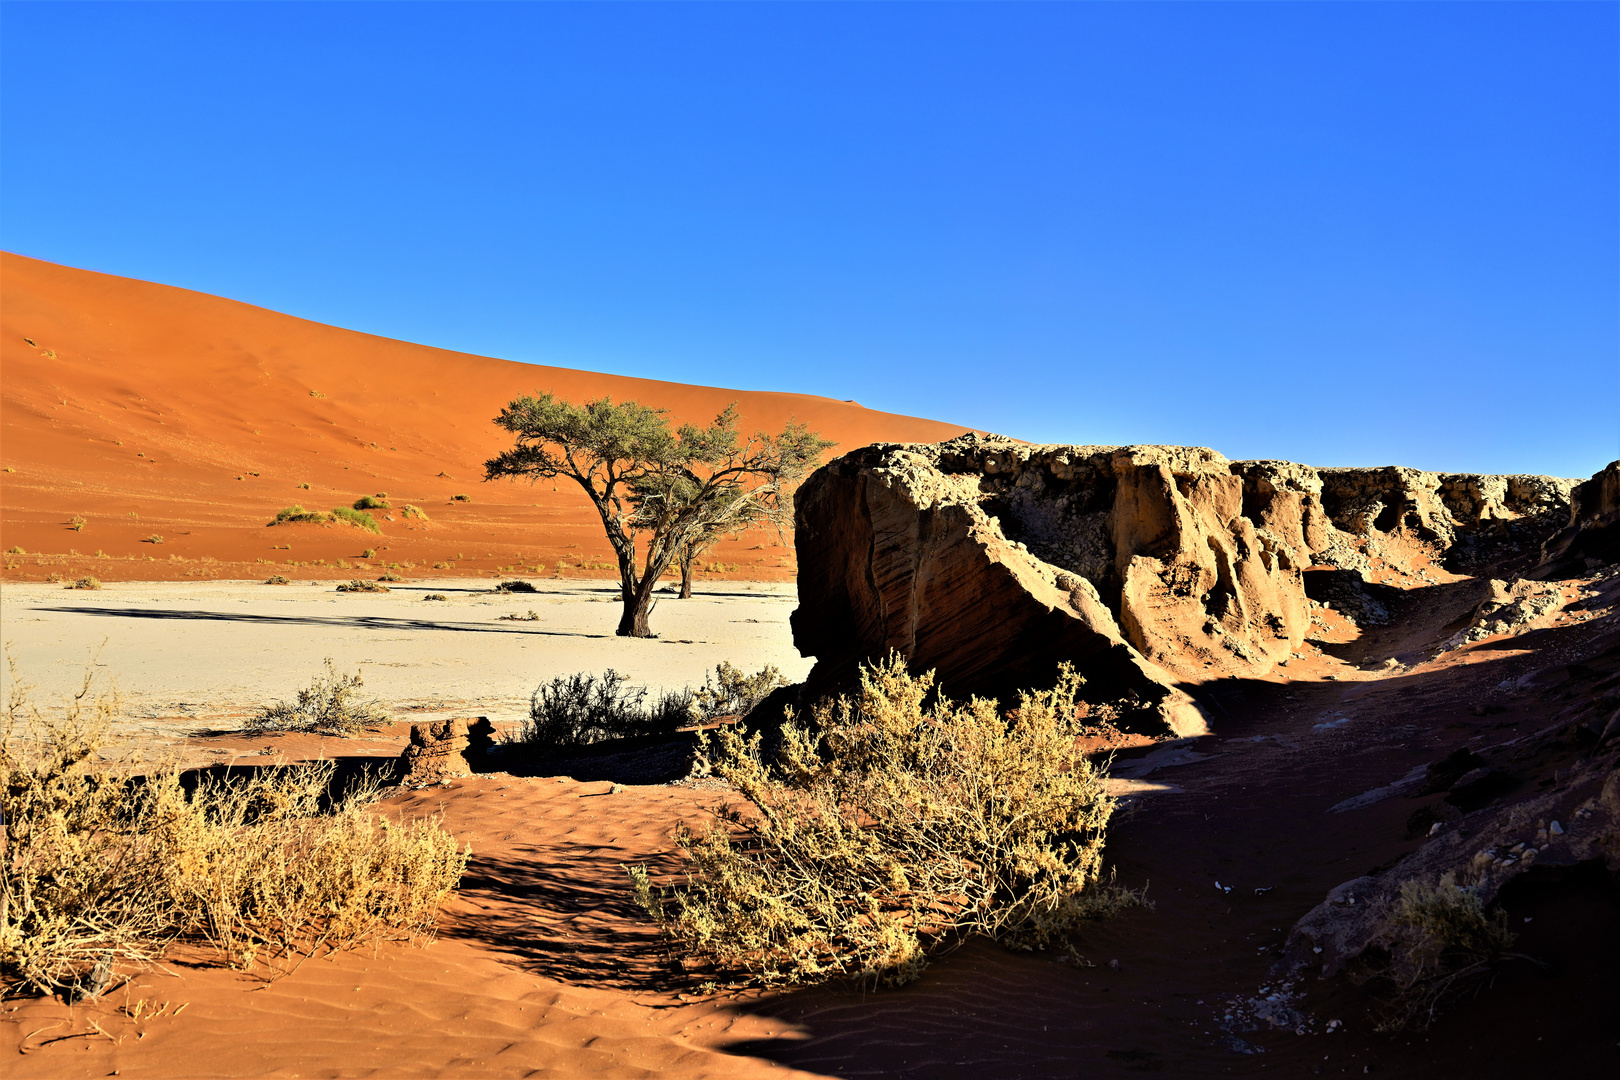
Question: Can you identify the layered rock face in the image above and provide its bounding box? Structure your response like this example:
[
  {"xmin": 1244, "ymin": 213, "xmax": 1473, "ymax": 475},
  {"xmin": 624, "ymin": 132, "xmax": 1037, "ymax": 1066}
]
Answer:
[
  {"xmin": 1536, "ymin": 460, "xmax": 1620, "ymax": 578},
  {"xmin": 791, "ymin": 434, "xmax": 1580, "ymax": 735}
]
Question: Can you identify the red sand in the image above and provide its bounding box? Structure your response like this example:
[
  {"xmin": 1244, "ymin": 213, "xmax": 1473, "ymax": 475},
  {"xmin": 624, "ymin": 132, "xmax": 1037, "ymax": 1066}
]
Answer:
[{"xmin": 0, "ymin": 252, "xmax": 968, "ymax": 584}]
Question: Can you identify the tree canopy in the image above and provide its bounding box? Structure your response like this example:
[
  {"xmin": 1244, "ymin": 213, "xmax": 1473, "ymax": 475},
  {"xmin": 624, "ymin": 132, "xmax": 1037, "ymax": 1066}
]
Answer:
[{"xmin": 484, "ymin": 394, "xmax": 832, "ymax": 636}]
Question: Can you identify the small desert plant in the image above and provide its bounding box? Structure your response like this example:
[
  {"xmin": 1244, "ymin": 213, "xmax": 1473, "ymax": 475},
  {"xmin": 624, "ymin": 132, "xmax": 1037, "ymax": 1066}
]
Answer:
[
  {"xmin": 628, "ymin": 654, "xmax": 1124, "ymax": 989},
  {"xmin": 1374, "ymin": 873, "xmax": 1536, "ymax": 1031},
  {"xmin": 66, "ymin": 576, "xmax": 101, "ymax": 591},
  {"xmin": 400, "ymin": 504, "xmax": 429, "ymax": 521},
  {"xmin": 508, "ymin": 670, "xmax": 694, "ymax": 754},
  {"xmin": 689, "ymin": 661, "xmax": 788, "ymax": 722},
  {"xmin": 144, "ymin": 534, "xmax": 163, "ymax": 544},
  {"xmin": 450, "ymin": 494, "xmax": 470, "ymax": 502},
  {"xmin": 423, "ymin": 593, "xmax": 449, "ymax": 601},
  {"xmin": 332, "ymin": 507, "xmax": 381, "ymax": 534},
  {"xmin": 336, "ymin": 579, "xmax": 389, "ymax": 593},
  {"xmin": 377, "ymin": 574, "xmax": 401, "ymax": 583},
  {"xmin": 6, "ymin": 546, "xmax": 24, "ymax": 555},
  {"xmin": 68, "ymin": 516, "xmax": 86, "ymax": 533},
  {"xmin": 353, "ymin": 495, "xmax": 390, "ymax": 511},
  {"xmin": 249, "ymin": 660, "xmax": 389, "ymax": 736},
  {"xmin": 494, "ymin": 580, "xmax": 537, "ymax": 593},
  {"xmin": 271, "ymin": 505, "xmax": 334, "ymax": 526},
  {"xmin": 498, "ymin": 609, "xmax": 540, "ymax": 622},
  {"xmin": 361, "ymin": 548, "xmax": 377, "ymax": 559},
  {"xmin": 264, "ymin": 575, "xmax": 291, "ymax": 585}
]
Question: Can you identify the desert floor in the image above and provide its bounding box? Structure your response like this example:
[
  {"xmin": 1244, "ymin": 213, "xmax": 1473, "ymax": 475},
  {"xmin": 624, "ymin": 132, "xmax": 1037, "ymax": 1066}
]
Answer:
[
  {"xmin": 2, "ymin": 574, "xmax": 1617, "ymax": 1079},
  {"xmin": 1, "ymin": 577, "xmax": 808, "ymax": 743}
]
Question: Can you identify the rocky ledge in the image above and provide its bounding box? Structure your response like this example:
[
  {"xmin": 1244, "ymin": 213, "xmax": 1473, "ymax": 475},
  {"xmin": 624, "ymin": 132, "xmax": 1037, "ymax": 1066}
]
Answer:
[{"xmin": 790, "ymin": 434, "xmax": 1579, "ymax": 737}]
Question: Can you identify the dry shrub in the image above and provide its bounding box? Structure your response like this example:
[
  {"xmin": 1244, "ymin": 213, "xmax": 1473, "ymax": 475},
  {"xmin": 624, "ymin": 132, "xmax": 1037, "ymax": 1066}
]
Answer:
[
  {"xmin": 67, "ymin": 576, "xmax": 101, "ymax": 591},
  {"xmin": 162, "ymin": 761, "xmax": 468, "ymax": 976},
  {"xmin": 249, "ymin": 659, "xmax": 389, "ymax": 736},
  {"xmin": 264, "ymin": 575, "xmax": 291, "ymax": 585},
  {"xmin": 423, "ymin": 593, "xmax": 449, "ymax": 601},
  {"xmin": 352, "ymin": 495, "xmax": 390, "ymax": 510},
  {"xmin": 337, "ymin": 578, "xmax": 389, "ymax": 593},
  {"xmin": 629, "ymin": 654, "xmax": 1129, "ymax": 989},
  {"xmin": 1, "ymin": 664, "xmax": 467, "ymax": 997},
  {"xmin": 400, "ymin": 504, "xmax": 430, "ymax": 521},
  {"xmin": 688, "ymin": 660, "xmax": 786, "ymax": 721},
  {"xmin": 509, "ymin": 670, "xmax": 694, "ymax": 754},
  {"xmin": 494, "ymin": 579, "xmax": 537, "ymax": 593},
  {"xmin": 1374, "ymin": 873, "xmax": 1536, "ymax": 1031},
  {"xmin": 1, "ymin": 664, "xmax": 174, "ymax": 998}
]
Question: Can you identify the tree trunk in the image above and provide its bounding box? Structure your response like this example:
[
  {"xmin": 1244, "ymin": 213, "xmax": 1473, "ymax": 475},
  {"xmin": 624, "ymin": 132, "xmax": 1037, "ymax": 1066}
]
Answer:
[
  {"xmin": 679, "ymin": 548, "xmax": 694, "ymax": 599},
  {"xmin": 617, "ymin": 595, "xmax": 653, "ymax": 637}
]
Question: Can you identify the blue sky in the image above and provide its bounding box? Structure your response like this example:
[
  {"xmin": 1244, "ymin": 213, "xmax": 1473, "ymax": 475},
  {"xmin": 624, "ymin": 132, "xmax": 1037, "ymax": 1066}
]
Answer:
[{"xmin": 2, "ymin": 2, "xmax": 1614, "ymax": 477}]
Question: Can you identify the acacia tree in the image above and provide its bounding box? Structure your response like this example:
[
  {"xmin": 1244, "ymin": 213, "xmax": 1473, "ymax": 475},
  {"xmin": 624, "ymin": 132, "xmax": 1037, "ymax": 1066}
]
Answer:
[
  {"xmin": 636, "ymin": 475, "xmax": 783, "ymax": 599},
  {"xmin": 484, "ymin": 395, "xmax": 832, "ymax": 637}
]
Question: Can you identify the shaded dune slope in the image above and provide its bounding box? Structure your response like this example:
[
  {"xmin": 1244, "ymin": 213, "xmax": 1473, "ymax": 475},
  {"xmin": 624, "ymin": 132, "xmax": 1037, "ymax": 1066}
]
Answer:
[{"xmin": 1, "ymin": 253, "xmax": 967, "ymax": 581}]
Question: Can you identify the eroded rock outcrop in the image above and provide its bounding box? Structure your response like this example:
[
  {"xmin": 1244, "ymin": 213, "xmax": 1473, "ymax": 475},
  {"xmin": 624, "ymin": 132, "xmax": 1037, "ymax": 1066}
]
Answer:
[
  {"xmin": 1536, "ymin": 460, "xmax": 1620, "ymax": 579},
  {"xmin": 397, "ymin": 717, "xmax": 495, "ymax": 785},
  {"xmin": 790, "ymin": 434, "xmax": 1583, "ymax": 736}
]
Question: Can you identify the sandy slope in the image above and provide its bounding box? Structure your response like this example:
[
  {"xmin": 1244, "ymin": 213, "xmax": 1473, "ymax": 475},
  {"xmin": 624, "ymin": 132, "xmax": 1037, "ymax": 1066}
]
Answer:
[{"xmin": 0, "ymin": 252, "xmax": 968, "ymax": 584}]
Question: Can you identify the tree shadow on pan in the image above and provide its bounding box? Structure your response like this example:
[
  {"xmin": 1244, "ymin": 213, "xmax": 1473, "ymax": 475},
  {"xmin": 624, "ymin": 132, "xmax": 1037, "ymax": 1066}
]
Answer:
[{"xmin": 40, "ymin": 605, "xmax": 612, "ymax": 639}]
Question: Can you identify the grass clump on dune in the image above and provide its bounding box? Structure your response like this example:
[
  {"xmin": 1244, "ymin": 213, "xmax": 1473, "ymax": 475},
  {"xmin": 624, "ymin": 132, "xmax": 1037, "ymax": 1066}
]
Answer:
[
  {"xmin": 249, "ymin": 659, "xmax": 389, "ymax": 737},
  {"xmin": 353, "ymin": 495, "xmax": 390, "ymax": 510},
  {"xmin": 1, "ymin": 663, "xmax": 467, "ymax": 998},
  {"xmin": 629, "ymin": 654, "xmax": 1135, "ymax": 989},
  {"xmin": 332, "ymin": 507, "xmax": 382, "ymax": 534},
  {"xmin": 270, "ymin": 505, "xmax": 334, "ymax": 526},
  {"xmin": 400, "ymin": 504, "xmax": 429, "ymax": 521}
]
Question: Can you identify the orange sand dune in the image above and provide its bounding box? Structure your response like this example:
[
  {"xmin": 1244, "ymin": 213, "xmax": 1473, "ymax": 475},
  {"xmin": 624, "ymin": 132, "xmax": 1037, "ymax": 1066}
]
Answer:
[{"xmin": 0, "ymin": 253, "xmax": 968, "ymax": 583}]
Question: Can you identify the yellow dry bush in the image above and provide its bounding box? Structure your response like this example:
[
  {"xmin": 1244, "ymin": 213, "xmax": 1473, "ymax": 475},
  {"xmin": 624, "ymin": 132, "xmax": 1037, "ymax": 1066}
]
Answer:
[
  {"xmin": 2, "ymin": 661, "xmax": 469, "ymax": 998},
  {"xmin": 629, "ymin": 653, "xmax": 1131, "ymax": 989}
]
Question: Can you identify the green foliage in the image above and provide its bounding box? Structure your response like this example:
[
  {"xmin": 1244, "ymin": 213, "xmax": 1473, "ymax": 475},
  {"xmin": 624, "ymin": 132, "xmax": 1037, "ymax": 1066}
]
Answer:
[
  {"xmin": 361, "ymin": 548, "xmax": 377, "ymax": 558},
  {"xmin": 353, "ymin": 495, "xmax": 390, "ymax": 510},
  {"xmin": 270, "ymin": 505, "xmax": 334, "ymax": 526},
  {"xmin": 400, "ymin": 504, "xmax": 430, "ymax": 520},
  {"xmin": 507, "ymin": 670, "xmax": 695, "ymax": 755},
  {"xmin": 5, "ymin": 547, "xmax": 23, "ymax": 555},
  {"xmin": 1376, "ymin": 873, "xmax": 1527, "ymax": 1031},
  {"xmin": 629, "ymin": 654, "xmax": 1123, "ymax": 989},
  {"xmin": 332, "ymin": 507, "xmax": 382, "ymax": 534},
  {"xmin": 249, "ymin": 659, "xmax": 389, "ymax": 737},
  {"xmin": 485, "ymin": 394, "xmax": 833, "ymax": 636}
]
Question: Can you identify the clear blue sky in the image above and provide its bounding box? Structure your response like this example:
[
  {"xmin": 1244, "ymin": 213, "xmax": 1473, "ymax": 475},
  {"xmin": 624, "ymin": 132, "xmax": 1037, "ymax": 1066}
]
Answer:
[{"xmin": 2, "ymin": 2, "xmax": 1614, "ymax": 477}]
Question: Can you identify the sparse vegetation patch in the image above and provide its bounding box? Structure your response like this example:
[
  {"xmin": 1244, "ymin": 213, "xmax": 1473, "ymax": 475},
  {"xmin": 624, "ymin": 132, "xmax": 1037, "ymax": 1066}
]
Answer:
[
  {"xmin": 336, "ymin": 579, "xmax": 389, "ymax": 593},
  {"xmin": 271, "ymin": 505, "xmax": 335, "ymax": 526},
  {"xmin": 332, "ymin": 507, "xmax": 382, "ymax": 534}
]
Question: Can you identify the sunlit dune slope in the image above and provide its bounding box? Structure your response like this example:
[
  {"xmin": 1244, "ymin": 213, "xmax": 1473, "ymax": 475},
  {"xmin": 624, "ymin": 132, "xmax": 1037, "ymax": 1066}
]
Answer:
[{"xmin": 1, "ymin": 253, "xmax": 968, "ymax": 582}]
